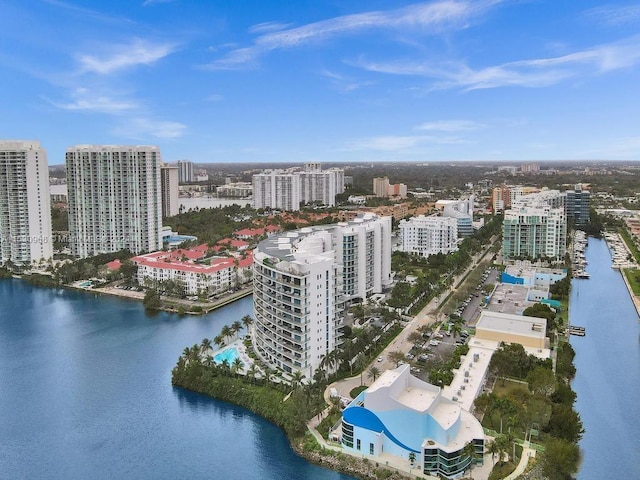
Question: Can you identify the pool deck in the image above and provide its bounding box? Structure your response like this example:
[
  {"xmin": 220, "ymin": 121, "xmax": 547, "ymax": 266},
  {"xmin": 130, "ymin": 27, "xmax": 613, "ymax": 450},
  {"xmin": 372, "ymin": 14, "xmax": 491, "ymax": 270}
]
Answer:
[{"xmin": 210, "ymin": 339, "xmax": 254, "ymax": 374}]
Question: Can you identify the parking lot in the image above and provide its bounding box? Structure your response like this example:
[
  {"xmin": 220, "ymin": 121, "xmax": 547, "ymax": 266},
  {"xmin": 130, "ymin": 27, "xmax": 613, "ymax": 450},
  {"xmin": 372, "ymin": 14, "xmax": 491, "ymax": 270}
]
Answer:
[{"xmin": 456, "ymin": 267, "xmax": 499, "ymax": 326}]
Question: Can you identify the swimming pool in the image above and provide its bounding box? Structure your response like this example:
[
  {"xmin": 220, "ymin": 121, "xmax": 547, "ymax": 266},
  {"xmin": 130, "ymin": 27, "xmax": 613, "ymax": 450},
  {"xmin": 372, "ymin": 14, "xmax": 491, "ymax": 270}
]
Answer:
[{"xmin": 213, "ymin": 347, "xmax": 239, "ymax": 364}]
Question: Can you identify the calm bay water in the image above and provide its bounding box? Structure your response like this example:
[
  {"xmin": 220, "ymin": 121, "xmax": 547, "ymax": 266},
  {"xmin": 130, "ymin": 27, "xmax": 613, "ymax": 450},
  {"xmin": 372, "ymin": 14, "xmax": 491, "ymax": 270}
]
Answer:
[
  {"xmin": 0, "ymin": 282, "xmax": 352, "ymax": 480},
  {"xmin": 570, "ymin": 238, "xmax": 640, "ymax": 479}
]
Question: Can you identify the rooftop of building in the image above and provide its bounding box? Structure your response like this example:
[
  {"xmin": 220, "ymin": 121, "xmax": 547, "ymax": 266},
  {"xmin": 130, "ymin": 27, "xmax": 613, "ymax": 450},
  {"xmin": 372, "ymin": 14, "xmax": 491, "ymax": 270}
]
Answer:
[
  {"xmin": 133, "ymin": 249, "xmax": 252, "ymax": 274},
  {"xmin": 256, "ymin": 213, "xmax": 385, "ymax": 262},
  {"xmin": 476, "ymin": 310, "xmax": 547, "ymax": 340},
  {"xmin": 486, "ymin": 284, "xmax": 535, "ymax": 315}
]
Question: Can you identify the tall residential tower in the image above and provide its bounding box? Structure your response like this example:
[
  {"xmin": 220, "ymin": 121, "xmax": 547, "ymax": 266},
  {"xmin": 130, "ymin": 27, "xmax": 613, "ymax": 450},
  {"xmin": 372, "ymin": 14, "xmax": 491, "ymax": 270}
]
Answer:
[
  {"xmin": 252, "ymin": 214, "xmax": 392, "ymax": 377},
  {"xmin": 66, "ymin": 145, "xmax": 163, "ymax": 258},
  {"xmin": 0, "ymin": 141, "xmax": 52, "ymax": 265}
]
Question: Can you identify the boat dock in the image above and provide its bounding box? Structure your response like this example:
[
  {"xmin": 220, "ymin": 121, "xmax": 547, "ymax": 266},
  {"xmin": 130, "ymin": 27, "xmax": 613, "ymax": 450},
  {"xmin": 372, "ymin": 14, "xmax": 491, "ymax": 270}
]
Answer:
[{"xmin": 567, "ymin": 325, "xmax": 586, "ymax": 336}]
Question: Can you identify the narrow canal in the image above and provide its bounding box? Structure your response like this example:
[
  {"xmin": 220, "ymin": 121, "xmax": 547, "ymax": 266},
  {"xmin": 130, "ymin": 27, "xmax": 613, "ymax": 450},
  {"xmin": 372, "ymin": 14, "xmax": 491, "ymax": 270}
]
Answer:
[{"xmin": 569, "ymin": 237, "xmax": 640, "ymax": 478}]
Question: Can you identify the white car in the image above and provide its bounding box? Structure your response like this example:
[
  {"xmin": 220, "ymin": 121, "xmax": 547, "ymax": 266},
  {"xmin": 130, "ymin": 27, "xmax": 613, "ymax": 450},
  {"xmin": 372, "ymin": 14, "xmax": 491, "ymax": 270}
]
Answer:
[
  {"xmin": 377, "ymin": 356, "xmax": 383, "ymax": 363},
  {"xmin": 429, "ymin": 340, "xmax": 440, "ymax": 346}
]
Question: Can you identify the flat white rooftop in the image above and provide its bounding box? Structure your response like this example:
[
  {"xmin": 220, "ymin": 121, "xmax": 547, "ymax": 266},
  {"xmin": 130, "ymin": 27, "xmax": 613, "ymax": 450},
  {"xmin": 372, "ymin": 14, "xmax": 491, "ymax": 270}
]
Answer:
[
  {"xmin": 486, "ymin": 284, "xmax": 535, "ymax": 315},
  {"xmin": 442, "ymin": 339, "xmax": 496, "ymax": 412},
  {"xmin": 395, "ymin": 386, "xmax": 439, "ymax": 412},
  {"xmin": 476, "ymin": 310, "xmax": 546, "ymax": 341}
]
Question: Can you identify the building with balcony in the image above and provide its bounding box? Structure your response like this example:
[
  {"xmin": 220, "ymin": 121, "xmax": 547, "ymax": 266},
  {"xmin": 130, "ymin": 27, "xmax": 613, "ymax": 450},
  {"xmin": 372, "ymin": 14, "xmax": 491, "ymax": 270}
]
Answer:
[
  {"xmin": 566, "ymin": 185, "xmax": 590, "ymax": 226},
  {"xmin": 160, "ymin": 165, "xmax": 179, "ymax": 218},
  {"xmin": 252, "ymin": 170, "xmax": 301, "ymax": 211},
  {"xmin": 66, "ymin": 145, "xmax": 163, "ymax": 258},
  {"xmin": 133, "ymin": 248, "xmax": 252, "ymax": 296},
  {"xmin": 398, "ymin": 215, "xmax": 458, "ymax": 257},
  {"xmin": 252, "ymin": 214, "xmax": 391, "ymax": 376},
  {"xmin": 373, "ymin": 177, "xmax": 407, "ymax": 198},
  {"xmin": 502, "ymin": 205, "xmax": 566, "ymax": 262},
  {"xmin": 252, "ymin": 164, "xmax": 345, "ymax": 211},
  {"xmin": 341, "ymin": 364, "xmax": 484, "ymax": 479},
  {"xmin": 177, "ymin": 160, "xmax": 194, "ymax": 183},
  {"xmin": 0, "ymin": 140, "xmax": 52, "ymax": 265}
]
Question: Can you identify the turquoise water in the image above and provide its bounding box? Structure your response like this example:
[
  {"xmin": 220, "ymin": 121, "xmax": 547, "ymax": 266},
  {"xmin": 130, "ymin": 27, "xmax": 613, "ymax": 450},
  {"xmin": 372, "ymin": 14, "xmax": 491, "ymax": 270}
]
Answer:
[
  {"xmin": 214, "ymin": 347, "xmax": 239, "ymax": 364},
  {"xmin": 79, "ymin": 281, "xmax": 92, "ymax": 287}
]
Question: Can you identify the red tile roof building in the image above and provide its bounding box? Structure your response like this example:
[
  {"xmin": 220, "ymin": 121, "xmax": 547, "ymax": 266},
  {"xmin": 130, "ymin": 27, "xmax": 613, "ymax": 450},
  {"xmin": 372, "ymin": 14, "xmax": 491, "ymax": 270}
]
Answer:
[{"xmin": 133, "ymin": 249, "xmax": 253, "ymax": 296}]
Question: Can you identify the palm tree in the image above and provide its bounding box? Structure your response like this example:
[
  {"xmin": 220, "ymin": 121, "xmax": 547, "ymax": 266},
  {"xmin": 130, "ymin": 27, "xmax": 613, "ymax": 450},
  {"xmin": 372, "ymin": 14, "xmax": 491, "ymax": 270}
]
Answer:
[
  {"xmin": 200, "ymin": 338, "xmax": 212, "ymax": 356},
  {"xmin": 241, "ymin": 315, "xmax": 253, "ymax": 332},
  {"xmin": 213, "ymin": 335, "xmax": 224, "ymax": 349},
  {"xmin": 487, "ymin": 440, "xmax": 500, "ymax": 465},
  {"xmin": 220, "ymin": 359, "xmax": 231, "ymax": 375},
  {"xmin": 290, "ymin": 370, "xmax": 305, "ymax": 391},
  {"xmin": 231, "ymin": 357, "xmax": 243, "ymax": 376},
  {"xmin": 507, "ymin": 414, "xmax": 519, "ymax": 435},
  {"xmin": 190, "ymin": 344, "xmax": 201, "ymax": 362},
  {"xmin": 182, "ymin": 347, "xmax": 191, "ymax": 360},
  {"xmin": 246, "ymin": 364, "xmax": 258, "ymax": 384},
  {"xmin": 367, "ymin": 366, "xmax": 381, "ymax": 383},
  {"xmin": 450, "ymin": 322, "xmax": 463, "ymax": 339},
  {"xmin": 231, "ymin": 320, "xmax": 243, "ymax": 339},
  {"xmin": 462, "ymin": 441, "xmax": 477, "ymax": 477},
  {"xmin": 220, "ymin": 325, "xmax": 232, "ymax": 343}
]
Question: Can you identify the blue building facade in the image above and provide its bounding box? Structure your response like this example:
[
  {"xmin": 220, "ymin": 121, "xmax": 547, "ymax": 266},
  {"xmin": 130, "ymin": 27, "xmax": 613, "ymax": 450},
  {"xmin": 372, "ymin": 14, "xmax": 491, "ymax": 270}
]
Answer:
[{"xmin": 340, "ymin": 365, "xmax": 484, "ymax": 479}]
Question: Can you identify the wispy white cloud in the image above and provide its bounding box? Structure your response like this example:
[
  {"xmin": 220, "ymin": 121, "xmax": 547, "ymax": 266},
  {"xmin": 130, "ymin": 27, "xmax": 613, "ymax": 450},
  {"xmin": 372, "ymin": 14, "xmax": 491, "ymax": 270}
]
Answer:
[
  {"xmin": 248, "ymin": 22, "xmax": 293, "ymax": 34},
  {"xmin": 48, "ymin": 87, "xmax": 138, "ymax": 114},
  {"xmin": 113, "ymin": 117, "xmax": 187, "ymax": 139},
  {"xmin": 49, "ymin": 88, "xmax": 186, "ymax": 139},
  {"xmin": 356, "ymin": 35, "xmax": 640, "ymax": 90},
  {"xmin": 415, "ymin": 119, "xmax": 484, "ymax": 131},
  {"xmin": 206, "ymin": 0, "xmax": 502, "ymax": 70},
  {"xmin": 143, "ymin": 0, "xmax": 178, "ymax": 6},
  {"xmin": 321, "ymin": 70, "xmax": 373, "ymax": 92},
  {"xmin": 77, "ymin": 38, "xmax": 178, "ymax": 75},
  {"xmin": 42, "ymin": 0, "xmax": 134, "ymax": 24},
  {"xmin": 583, "ymin": 5, "xmax": 640, "ymax": 26}
]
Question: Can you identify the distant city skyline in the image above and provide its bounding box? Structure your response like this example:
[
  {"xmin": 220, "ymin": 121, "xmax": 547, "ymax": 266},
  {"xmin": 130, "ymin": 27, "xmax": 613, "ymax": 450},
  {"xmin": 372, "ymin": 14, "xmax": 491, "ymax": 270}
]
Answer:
[{"xmin": 2, "ymin": 1, "xmax": 640, "ymax": 165}]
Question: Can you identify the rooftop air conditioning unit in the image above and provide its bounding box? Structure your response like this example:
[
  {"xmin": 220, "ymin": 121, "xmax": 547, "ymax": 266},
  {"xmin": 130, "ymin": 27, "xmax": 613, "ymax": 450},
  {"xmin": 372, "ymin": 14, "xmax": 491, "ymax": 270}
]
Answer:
[{"xmin": 464, "ymin": 378, "xmax": 469, "ymax": 383}]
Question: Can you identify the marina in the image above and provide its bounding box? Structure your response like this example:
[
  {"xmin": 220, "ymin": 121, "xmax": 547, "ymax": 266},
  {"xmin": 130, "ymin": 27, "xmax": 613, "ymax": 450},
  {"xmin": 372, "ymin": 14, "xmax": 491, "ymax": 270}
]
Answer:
[
  {"xmin": 604, "ymin": 232, "xmax": 638, "ymax": 270},
  {"xmin": 572, "ymin": 230, "xmax": 590, "ymax": 279}
]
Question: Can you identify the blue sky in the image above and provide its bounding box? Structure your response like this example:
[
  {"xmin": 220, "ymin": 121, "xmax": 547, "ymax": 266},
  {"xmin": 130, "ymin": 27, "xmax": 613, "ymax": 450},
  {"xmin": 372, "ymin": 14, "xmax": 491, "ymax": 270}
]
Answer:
[{"xmin": 2, "ymin": 0, "xmax": 640, "ymax": 164}]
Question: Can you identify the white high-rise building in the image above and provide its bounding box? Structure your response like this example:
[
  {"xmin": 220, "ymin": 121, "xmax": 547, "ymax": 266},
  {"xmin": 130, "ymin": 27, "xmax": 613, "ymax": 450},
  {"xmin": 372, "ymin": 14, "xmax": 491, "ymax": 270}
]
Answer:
[
  {"xmin": 0, "ymin": 141, "xmax": 52, "ymax": 265},
  {"xmin": 252, "ymin": 165, "xmax": 345, "ymax": 211},
  {"xmin": 252, "ymin": 214, "xmax": 392, "ymax": 376},
  {"xmin": 399, "ymin": 215, "xmax": 458, "ymax": 257},
  {"xmin": 299, "ymin": 170, "xmax": 337, "ymax": 207},
  {"xmin": 252, "ymin": 170, "xmax": 301, "ymax": 211},
  {"xmin": 177, "ymin": 160, "xmax": 193, "ymax": 183},
  {"xmin": 66, "ymin": 145, "xmax": 163, "ymax": 258},
  {"xmin": 160, "ymin": 165, "xmax": 179, "ymax": 218}
]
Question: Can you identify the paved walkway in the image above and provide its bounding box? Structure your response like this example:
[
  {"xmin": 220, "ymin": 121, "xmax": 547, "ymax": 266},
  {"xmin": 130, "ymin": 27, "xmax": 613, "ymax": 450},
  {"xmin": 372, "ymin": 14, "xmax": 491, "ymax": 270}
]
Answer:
[{"xmin": 503, "ymin": 444, "xmax": 536, "ymax": 480}]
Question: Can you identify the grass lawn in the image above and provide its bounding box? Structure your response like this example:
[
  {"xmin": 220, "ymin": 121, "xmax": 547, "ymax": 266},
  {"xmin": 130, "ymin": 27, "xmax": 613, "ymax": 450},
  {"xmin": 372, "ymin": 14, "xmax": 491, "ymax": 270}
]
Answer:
[
  {"xmin": 350, "ymin": 385, "xmax": 367, "ymax": 398},
  {"xmin": 623, "ymin": 268, "xmax": 640, "ymax": 296},
  {"xmin": 619, "ymin": 229, "xmax": 640, "ymax": 263},
  {"xmin": 492, "ymin": 378, "xmax": 529, "ymax": 398}
]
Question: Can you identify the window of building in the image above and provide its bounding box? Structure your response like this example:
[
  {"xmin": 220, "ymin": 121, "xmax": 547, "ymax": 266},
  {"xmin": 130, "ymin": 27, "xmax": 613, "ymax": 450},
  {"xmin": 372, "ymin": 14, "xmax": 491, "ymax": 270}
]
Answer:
[
  {"xmin": 369, "ymin": 443, "xmax": 374, "ymax": 455},
  {"xmin": 356, "ymin": 439, "xmax": 360, "ymax": 451}
]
